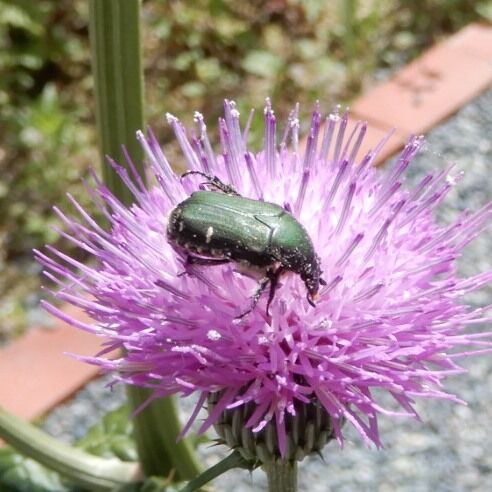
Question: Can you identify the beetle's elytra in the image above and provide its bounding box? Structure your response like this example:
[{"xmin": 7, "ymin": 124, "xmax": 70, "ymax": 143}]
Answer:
[{"xmin": 167, "ymin": 171, "xmax": 325, "ymax": 317}]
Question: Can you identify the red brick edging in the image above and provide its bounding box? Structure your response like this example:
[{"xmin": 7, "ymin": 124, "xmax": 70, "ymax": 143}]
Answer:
[
  {"xmin": 1, "ymin": 23, "xmax": 491, "ymax": 422},
  {"xmin": 0, "ymin": 305, "xmax": 103, "ymax": 421},
  {"xmin": 351, "ymin": 23, "xmax": 492, "ymax": 164}
]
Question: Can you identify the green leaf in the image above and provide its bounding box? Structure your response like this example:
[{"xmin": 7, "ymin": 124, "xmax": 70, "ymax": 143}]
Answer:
[
  {"xmin": 115, "ymin": 476, "xmax": 183, "ymax": 492},
  {"xmin": 476, "ymin": 1, "xmax": 492, "ymax": 21},
  {"xmin": 178, "ymin": 451, "xmax": 256, "ymax": 492},
  {"xmin": 195, "ymin": 58, "xmax": 221, "ymax": 83},
  {"xmin": 0, "ymin": 447, "xmax": 70, "ymax": 492},
  {"xmin": 241, "ymin": 51, "xmax": 284, "ymax": 78},
  {"xmin": 76, "ymin": 404, "xmax": 137, "ymax": 462},
  {"xmin": 0, "ymin": 4, "xmax": 44, "ymax": 35},
  {"xmin": 0, "ymin": 405, "xmax": 140, "ymax": 491}
]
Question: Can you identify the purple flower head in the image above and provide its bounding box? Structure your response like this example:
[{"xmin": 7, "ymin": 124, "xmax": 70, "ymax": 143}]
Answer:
[{"xmin": 37, "ymin": 100, "xmax": 492, "ymax": 458}]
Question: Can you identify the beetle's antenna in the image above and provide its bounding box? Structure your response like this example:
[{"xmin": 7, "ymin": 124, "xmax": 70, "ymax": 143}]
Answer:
[
  {"xmin": 180, "ymin": 170, "xmax": 240, "ymax": 195},
  {"xmin": 180, "ymin": 170, "xmax": 214, "ymax": 182}
]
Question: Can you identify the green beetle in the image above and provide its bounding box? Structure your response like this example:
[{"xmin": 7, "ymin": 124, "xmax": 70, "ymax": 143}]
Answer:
[{"xmin": 167, "ymin": 171, "xmax": 325, "ymax": 317}]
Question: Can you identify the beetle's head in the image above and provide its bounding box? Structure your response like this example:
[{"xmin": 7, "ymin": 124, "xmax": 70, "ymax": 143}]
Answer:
[
  {"xmin": 305, "ymin": 279, "xmax": 326, "ymax": 307},
  {"xmin": 301, "ymin": 255, "xmax": 326, "ymax": 307}
]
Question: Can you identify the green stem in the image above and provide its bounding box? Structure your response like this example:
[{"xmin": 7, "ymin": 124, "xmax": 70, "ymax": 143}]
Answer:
[
  {"xmin": 178, "ymin": 451, "xmax": 252, "ymax": 492},
  {"xmin": 263, "ymin": 460, "xmax": 298, "ymax": 492},
  {"xmin": 127, "ymin": 387, "xmax": 202, "ymax": 480},
  {"xmin": 0, "ymin": 406, "xmax": 141, "ymax": 491},
  {"xmin": 341, "ymin": 0, "xmax": 358, "ymax": 80},
  {"xmin": 89, "ymin": 0, "xmax": 145, "ymax": 203},
  {"xmin": 88, "ymin": 0, "xmax": 202, "ymax": 480}
]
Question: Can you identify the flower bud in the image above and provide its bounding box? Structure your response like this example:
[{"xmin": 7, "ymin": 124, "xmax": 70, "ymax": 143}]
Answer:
[{"xmin": 208, "ymin": 392, "xmax": 337, "ymax": 463}]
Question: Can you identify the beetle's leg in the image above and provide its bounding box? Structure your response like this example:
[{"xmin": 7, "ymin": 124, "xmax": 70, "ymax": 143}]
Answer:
[
  {"xmin": 235, "ymin": 276, "xmax": 271, "ymax": 319},
  {"xmin": 186, "ymin": 255, "xmax": 231, "ymax": 267},
  {"xmin": 236, "ymin": 267, "xmax": 284, "ymax": 319},
  {"xmin": 265, "ymin": 267, "xmax": 284, "ymax": 316},
  {"xmin": 181, "ymin": 170, "xmax": 240, "ymax": 195},
  {"xmin": 177, "ymin": 254, "xmax": 230, "ymax": 276}
]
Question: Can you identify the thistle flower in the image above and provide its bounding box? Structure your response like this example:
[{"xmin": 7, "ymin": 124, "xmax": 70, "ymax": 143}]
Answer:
[{"xmin": 36, "ymin": 100, "xmax": 492, "ymax": 462}]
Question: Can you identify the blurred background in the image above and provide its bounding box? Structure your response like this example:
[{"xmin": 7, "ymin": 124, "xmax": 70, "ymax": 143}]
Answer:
[{"xmin": 1, "ymin": 0, "xmax": 491, "ymax": 343}]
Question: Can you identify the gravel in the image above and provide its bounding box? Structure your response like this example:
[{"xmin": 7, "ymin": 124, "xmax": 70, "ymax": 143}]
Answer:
[{"xmin": 42, "ymin": 88, "xmax": 492, "ymax": 491}]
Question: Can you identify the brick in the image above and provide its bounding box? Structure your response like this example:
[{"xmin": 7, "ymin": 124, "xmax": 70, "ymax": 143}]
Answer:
[
  {"xmin": 0, "ymin": 305, "xmax": 105, "ymax": 421},
  {"xmin": 447, "ymin": 23, "xmax": 492, "ymax": 63},
  {"xmin": 352, "ymin": 37, "xmax": 492, "ymax": 135}
]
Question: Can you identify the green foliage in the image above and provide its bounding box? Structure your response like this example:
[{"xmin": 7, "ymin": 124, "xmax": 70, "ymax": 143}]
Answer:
[
  {"xmin": 0, "ymin": 441, "xmax": 181, "ymax": 492},
  {"xmin": 0, "ymin": 404, "xmax": 188, "ymax": 491},
  {"xmin": 0, "ymin": 0, "xmax": 95, "ymax": 341},
  {"xmin": 143, "ymin": 0, "xmax": 347, "ymax": 127},
  {"xmin": 381, "ymin": 0, "xmax": 492, "ymax": 63},
  {"xmin": 0, "ymin": 447, "xmax": 71, "ymax": 492},
  {"xmin": 116, "ymin": 477, "xmax": 183, "ymax": 492},
  {"xmin": 0, "ymin": 0, "xmax": 489, "ymax": 342},
  {"xmin": 75, "ymin": 403, "xmax": 189, "ymax": 490},
  {"xmin": 0, "ymin": 1, "xmax": 94, "ymax": 255},
  {"xmin": 0, "ymin": 445, "xmax": 181, "ymax": 492},
  {"xmin": 76, "ymin": 404, "xmax": 137, "ymax": 463}
]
